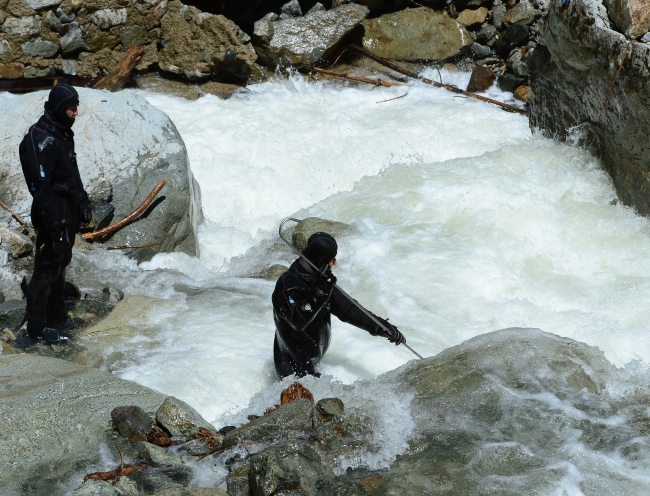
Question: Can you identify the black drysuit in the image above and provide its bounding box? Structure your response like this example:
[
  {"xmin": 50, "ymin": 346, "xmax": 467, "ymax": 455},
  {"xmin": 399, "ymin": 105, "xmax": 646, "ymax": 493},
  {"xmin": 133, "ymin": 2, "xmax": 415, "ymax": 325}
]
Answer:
[
  {"xmin": 272, "ymin": 259, "xmax": 388, "ymax": 378},
  {"xmin": 19, "ymin": 110, "xmax": 89, "ymax": 328}
]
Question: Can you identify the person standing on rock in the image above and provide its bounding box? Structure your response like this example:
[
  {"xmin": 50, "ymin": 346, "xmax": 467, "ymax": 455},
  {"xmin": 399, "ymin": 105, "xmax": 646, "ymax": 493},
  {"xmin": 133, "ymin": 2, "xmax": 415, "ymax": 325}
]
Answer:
[
  {"xmin": 272, "ymin": 232, "xmax": 405, "ymax": 378},
  {"xmin": 18, "ymin": 84, "xmax": 92, "ymax": 345}
]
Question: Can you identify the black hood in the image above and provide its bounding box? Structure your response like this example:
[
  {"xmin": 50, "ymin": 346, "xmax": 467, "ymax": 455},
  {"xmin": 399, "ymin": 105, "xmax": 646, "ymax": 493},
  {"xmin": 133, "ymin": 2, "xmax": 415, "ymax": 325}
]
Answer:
[
  {"xmin": 302, "ymin": 232, "xmax": 337, "ymax": 270},
  {"xmin": 44, "ymin": 84, "xmax": 79, "ymax": 128}
]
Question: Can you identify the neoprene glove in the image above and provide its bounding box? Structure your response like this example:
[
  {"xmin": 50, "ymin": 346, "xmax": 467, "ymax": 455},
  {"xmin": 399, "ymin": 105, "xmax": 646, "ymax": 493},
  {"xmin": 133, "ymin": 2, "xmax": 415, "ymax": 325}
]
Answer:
[
  {"xmin": 373, "ymin": 317, "xmax": 406, "ymax": 346},
  {"xmin": 52, "ymin": 228, "xmax": 69, "ymax": 255},
  {"xmin": 78, "ymin": 192, "xmax": 92, "ymax": 226}
]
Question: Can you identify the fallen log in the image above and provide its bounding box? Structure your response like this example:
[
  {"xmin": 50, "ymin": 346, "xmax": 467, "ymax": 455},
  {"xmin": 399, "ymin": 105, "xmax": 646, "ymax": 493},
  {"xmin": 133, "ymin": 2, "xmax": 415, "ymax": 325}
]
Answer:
[
  {"xmin": 344, "ymin": 44, "xmax": 528, "ymax": 115},
  {"xmin": 93, "ymin": 45, "xmax": 145, "ymax": 92},
  {"xmin": 82, "ymin": 180, "xmax": 166, "ymax": 241},
  {"xmin": 311, "ymin": 67, "xmax": 405, "ymax": 89},
  {"xmin": 0, "ymin": 200, "xmax": 28, "ymax": 228}
]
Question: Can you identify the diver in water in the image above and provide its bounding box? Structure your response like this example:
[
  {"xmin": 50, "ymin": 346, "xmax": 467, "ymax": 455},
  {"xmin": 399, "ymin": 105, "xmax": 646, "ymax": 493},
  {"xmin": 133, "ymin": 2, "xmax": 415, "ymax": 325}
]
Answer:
[
  {"xmin": 272, "ymin": 232, "xmax": 405, "ymax": 378},
  {"xmin": 19, "ymin": 84, "xmax": 92, "ymax": 345}
]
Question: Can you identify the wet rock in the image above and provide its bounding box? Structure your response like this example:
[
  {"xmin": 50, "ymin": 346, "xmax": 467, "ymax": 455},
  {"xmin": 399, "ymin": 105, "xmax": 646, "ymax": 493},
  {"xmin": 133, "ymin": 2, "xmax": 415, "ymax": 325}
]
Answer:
[
  {"xmin": 134, "ymin": 74, "xmax": 201, "ymax": 100},
  {"xmin": 497, "ymin": 73, "xmax": 525, "ymax": 92},
  {"xmin": 156, "ymin": 396, "xmax": 216, "ymax": 439},
  {"xmin": 174, "ymin": 437, "xmax": 214, "ymax": 456},
  {"xmin": 224, "ymin": 398, "xmax": 313, "ymax": 444},
  {"xmin": 60, "ymin": 22, "xmax": 85, "ymax": 54},
  {"xmin": 514, "ymin": 84, "xmax": 530, "ymax": 102},
  {"xmin": 0, "ymin": 62, "xmax": 25, "ymax": 78},
  {"xmin": 0, "ymin": 291, "xmax": 5, "ymax": 304},
  {"xmin": 604, "ymin": 0, "xmax": 650, "ymax": 39},
  {"xmin": 280, "ymin": 0, "xmax": 302, "ymax": 18},
  {"xmin": 496, "ymin": 24, "xmax": 529, "ymax": 57},
  {"xmin": 21, "ymin": 37, "xmax": 59, "ymax": 58},
  {"xmin": 90, "ymin": 200, "xmax": 115, "ymax": 230},
  {"xmin": 200, "ymin": 81, "xmax": 241, "ymax": 99},
  {"xmin": 112, "ymin": 405, "xmax": 155, "ymax": 443},
  {"xmin": 307, "ymin": 2, "xmax": 326, "ymax": 14},
  {"xmin": 0, "ymin": 300, "xmax": 26, "ymax": 332},
  {"xmin": 290, "ymin": 217, "xmax": 355, "ymax": 252},
  {"xmin": 504, "ymin": 0, "xmax": 536, "ymax": 26},
  {"xmin": 477, "ymin": 24, "xmax": 498, "ymax": 44},
  {"xmin": 492, "ymin": 4, "xmax": 507, "ymax": 29},
  {"xmin": 281, "ymin": 381, "xmax": 314, "ymax": 405},
  {"xmin": 138, "ymin": 441, "xmax": 184, "ymax": 467},
  {"xmin": 316, "ymin": 398, "xmax": 345, "ymax": 417},
  {"xmin": 249, "ymin": 264, "xmax": 288, "ymax": 281},
  {"xmin": 151, "ymin": 489, "xmax": 227, "ymax": 496},
  {"xmin": 128, "ymin": 465, "xmax": 193, "ymax": 494},
  {"xmin": 249, "ymin": 441, "xmax": 325, "ymax": 496},
  {"xmin": 2, "ymin": 341, "xmax": 19, "ymax": 354},
  {"xmin": 457, "ymin": 7, "xmax": 488, "ymax": 28},
  {"xmin": 471, "ymin": 42, "xmax": 491, "ymax": 59},
  {"xmin": 65, "ymin": 477, "xmax": 139, "ymax": 495},
  {"xmin": 0, "ymin": 225, "xmax": 33, "ymax": 257},
  {"xmin": 253, "ymin": 3, "xmax": 368, "ymax": 69},
  {"xmin": 103, "ymin": 287, "xmax": 124, "ymax": 304},
  {"xmin": 362, "ymin": 7, "xmax": 472, "ymax": 62},
  {"xmin": 227, "ymin": 464, "xmax": 251, "ymax": 496},
  {"xmin": 0, "ymin": 354, "xmax": 165, "ymax": 496}
]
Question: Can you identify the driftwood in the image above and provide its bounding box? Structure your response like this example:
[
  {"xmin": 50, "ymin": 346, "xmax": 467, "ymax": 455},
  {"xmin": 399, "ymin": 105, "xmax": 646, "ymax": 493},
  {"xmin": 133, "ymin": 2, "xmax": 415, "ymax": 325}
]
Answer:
[
  {"xmin": 311, "ymin": 67, "xmax": 405, "ymax": 89},
  {"xmin": 344, "ymin": 44, "xmax": 528, "ymax": 116},
  {"xmin": 84, "ymin": 443, "xmax": 146, "ymax": 482},
  {"xmin": 93, "ymin": 45, "xmax": 145, "ymax": 92},
  {"xmin": 0, "ymin": 200, "xmax": 28, "ymax": 228},
  {"xmin": 82, "ymin": 180, "xmax": 166, "ymax": 241}
]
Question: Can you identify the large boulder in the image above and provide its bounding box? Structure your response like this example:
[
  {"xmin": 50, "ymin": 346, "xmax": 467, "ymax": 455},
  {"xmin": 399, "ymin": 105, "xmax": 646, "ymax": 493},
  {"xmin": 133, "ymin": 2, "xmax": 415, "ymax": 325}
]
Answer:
[
  {"xmin": 0, "ymin": 354, "xmax": 166, "ymax": 496},
  {"xmin": 0, "ymin": 88, "xmax": 203, "ymax": 262},
  {"xmin": 361, "ymin": 7, "xmax": 472, "ymax": 62},
  {"xmin": 529, "ymin": 0, "xmax": 650, "ymax": 216},
  {"xmin": 604, "ymin": 0, "xmax": 650, "ymax": 39},
  {"xmin": 252, "ymin": 3, "xmax": 369, "ymax": 69}
]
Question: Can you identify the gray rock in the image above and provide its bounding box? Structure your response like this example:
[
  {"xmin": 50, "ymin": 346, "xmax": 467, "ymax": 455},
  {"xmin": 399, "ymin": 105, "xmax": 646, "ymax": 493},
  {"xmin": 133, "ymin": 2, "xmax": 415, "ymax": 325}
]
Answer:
[
  {"xmin": 0, "ymin": 290, "xmax": 5, "ymax": 304},
  {"xmin": 65, "ymin": 477, "xmax": 139, "ymax": 495},
  {"xmin": 156, "ymin": 395, "xmax": 216, "ymax": 439},
  {"xmin": 249, "ymin": 441, "xmax": 325, "ymax": 496},
  {"xmin": 103, "ymin": 287, "xmax": 124, "ymax": 304},
  {"xmin": 0, "ymin": 299, "xmax": 25, "ymax": 332},
  {"xmin": 111, "ymin": 405, "xmax": 154, "ymax": 443},
  {"xmin": 603, "ymin": 0, "xmax": 650, "ymax": 39},
  {"xmin": 511, "ymin": 59, "xmax": 529, "ymax": 77},
  {"xmin": 492, "ymin": 4, "xmax": 507, "ymax": 29},
  {"xmin": 361, "ymin": 7, "xmax": 472, "ymax": 62},
  {"xmin": 307, "ymin": 2, "xmax": 325, "ymax": 14},
  {"xmin": 497, "ymin": 73, "xmax": 525, "ymax": 92},
  {"xmin": 280, "ymin": 0, "xmax": 302, "ymax": 18},
  {"xmin": 3, "ymin": 16, "xmax": 42, "ymax": 36},
  {"xmin": 0, "ymin": 89, "xmax": 203, "ymax": 261},
  {"xmin": 47, "ymin": 11, "xmax": 62, "ymax": 32},
  {"xmin": 290, "ymin": 217, "xmax": 355, "ymax": 252},
  {"xmin": 120, "ymin": 25, "xmax": 149, "ymax": 47},
  {"xmin": 249, "ymin": 264, "xmax": 288, "ymax": 281},
  {"xmin": 253, "ymin": 3, "xmax": 369, "ymax": 69},
  {"xmin": 496, "ymin": 24, "xmax": 530, "ymax": 57},
  {"xmin": 0, "ymin": 39, "xmax": 12, "ymax": 55},
  {"xmin": 224, "ymin": 398, "xmax": 313, "ymax": 444},
  {"xmin": 0, "ymin": 226, "xmax": 33, "ymax": 257},
  {"xmin": 56, "ymin": 6, "xmax": 75, "ymax": 23},
  {"xmin": 60, "ymin": 22, "xmax": 85, "ymax": 53},
  {"xmin": 529, "ymin": 0, "xmax": 650, "ymax": 217},
  {"xmin": 152, "ymin": 487, "xmax": 227, "ymax": 495},
  {"xmin": 471, "ymin": 42, "xmax": 491, "ymax": 58},
  {"xmin": 0, "ymin": 354, "xmax": 165, "ymax": 496},
  {"xmin": 138, "ymin": 441, "xmax": 184, "ymax": 467},
  {"xmin": 128, "ymin": 466, "xmax": 193, "ymax": 493},
  {"xmin": 62, "ymin": 58, "xmax": 77, "ymax": 75},
  {"xmin": 92, "ymin": 8, "xmax": 128, "ymax": 30},
  {"xmin": 21, "ymin": 37, "xmax": 59, "ymax": 58},
  {"xmin": 25, "ymin": 0, "xmax": 62, "ymax": 9},
  {"xmin": 476, "ymin": 24, "xmax": 498, "ymax": 44},
  {"xmin": 90, "ymin": 200, "xmax": 114, "ymax": 230},
  {"xmin": 24, "ymin": 65, "xmax": 56, "ymax": 78},
  {"xmin": 641, "ymin": 31, "xmax": 650, "ymax": 42},
  {"xmin": 504, "ymin": 0, "xmax": 536, "ymax": 26},
  {"xmin": 227, "ymin": 464, "xmax": 251, "ymax": 496},
  {"xmin": 316, "ymin": 398, "xmax": 344, "ymax": 417}
]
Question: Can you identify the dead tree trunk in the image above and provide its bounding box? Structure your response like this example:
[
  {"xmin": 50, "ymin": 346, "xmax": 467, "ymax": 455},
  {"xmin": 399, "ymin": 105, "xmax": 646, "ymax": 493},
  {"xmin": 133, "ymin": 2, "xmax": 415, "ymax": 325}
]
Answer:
[{"xmin": 93, "ymin": 45, "xmax": 145, "ymax": 92}]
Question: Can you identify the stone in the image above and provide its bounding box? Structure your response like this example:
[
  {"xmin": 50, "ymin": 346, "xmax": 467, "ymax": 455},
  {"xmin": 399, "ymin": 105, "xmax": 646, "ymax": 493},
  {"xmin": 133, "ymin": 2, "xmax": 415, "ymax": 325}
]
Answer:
[
  {"xmin": 496, "ymin": 24, "xmax": 530, "ymax": 56},
  {"xmin": 55, "ymin": 6, "xmax": 75, "ymax": 23},
  {"xmin": 60, "ymin": 22, "xmax": 85, "ymax": 53},
  {"xmin": 128, "ymin": 466, "xmax": 193, "ymax": 493},
  {"xmin": 0, "ymin": 291, "xmax": 5, "ymax": 304},
  {"xmin": 333, "ymin": 0, "xmax": 384, "ymax": 11},
  {"xmin": 307, "ymin": 2, "xmax": 325, "ymax": 14},
  {"xmin": 224, "ymin": 398, "xmax": 313, "ymax": 444},
  {"xmin": 3, "ymin": 15, "xmax": 41, "ymax": 36},
  {"xmin": 199, "ymin": 81, "xmax": 240, "ymax": 99},
  {"xmin": 316, "ymin": 398, "xmax": 344, "ymax": 417},
  {"xmin": 514, "ymin": 84, "xmax": 530, "ymax": 102},
  {"xmin": 62, "ymin": 58, "xmax": 77, "ymax": 75},
  {"xmin": 111, "ymin": 405, "xmax": 155, "ymax": 443},
  {"xmin": 497, "ymin": 73, "xmax": 525, "ymax": 92},
  {"xmin": 1, "ymin": 341, "xmax": 19, "ymax": 354},
  {"xmin": 0, "ymin": 39, "xmax": 11, "ymax": 56},
  {"xmin": 492, "ymin": 4, "xmax": 507, "ymax": 29},
  {"xmin": 529, "ymin": 0, "xmax": 650, "ymax": 217},
  {"xmin": 227, "ymin": 464, "xmax": 251, "ymax": 496},
  {"xmin": 467, "ymin": 64, "xmax": 495, "ymax": 91},
  {"xmin": 471, "ymin": 42, "xmax": 491, "ymax": 58},
  {"xmin": 280, "ymin": 0, "xmax": 302, "ymax": 18},
  {"xmin": 156, "ymin": 395, "xmax": 216, "ymax": 439},
  {"xmin": 0, "ymin": 300, "xmax": 25, "ymax": 332},
  {"xmin": 477, "ymin": 24, "xmax": 498, "ymax": 44},
  {"xmin": 158, "ymin": 0, "xmax": 257, "ymax": 81},
  {"xmin": 249, "ymin": 441, "xmax": 325, "ymax": 496},
  {"xmin": 511, "ymin": 59, "xmax": 528, "ymax": 76},
  {"xmin": 249, "ymin": 264, "xmax": 288, "ymax": 280},
  {"xmin": 92, "ymin": 8, "xmax": 128, "ymax": 30},
  {"xmin": 641, "ymin": 31, "xmax": 650, "ymax": 42},
  {"xmin": 89, "ymin": 200, "xmax": 114, "ymax": 230},
  {"xmin": 504, "ymin": 0, "xmax": 536, "ymax": 26},
  {"xmin": 120, "ymin": 25, "xmax": 149, "ymax": 47},
  {"xmin": 361, "ymin": 7, "xmax": 472, "ymax": 62},
  {"xmin": 83, "ymin": 25, "xmax": 119, "ymax": 52},
  {"xmin": 65, "ymin": 478, "xmax": 138, "ymax": 495},
  {"xmin": 47, "ymin": 10, "xmax": 62, "ymax": 32},
  {"xmin": 7, "ymin": 0, "xmax": 37, "ymax": 17},
  {"xmin": 0, "ymin": 226, "xmax": 33, "ymax": 257},
  {"xmin": 0, "ymin": 89, "xmax": 202, "ymax": 260},
  {"xmin": 21, "ymin": 37, "xmax": 58, "ymax": 58},
  {"xmin": 102, "ymin": 286, "xmax": 124, "ymax": 305},
  {"xmin": 457, "ymin": 7, "xmax": 489, "ymax": 28},
  {"xmin": 151, "ymin": 489, "xmax": 227, "ymax": 496},
  {"xmin": 134, "ymin": 74, "xmax": 201, "ymax": 100},
  {"xmin": 290, "ymin": 217, "xmax": 355, "ymax": 252},
  {"xmin": 24, "ymin": 0, "xmax": 61, "ymax": 9},
  {"xmin": 138, "ymin": 441, "xmax": 184, "ymax": 467},
  {"xmin": 604, "ymin": 0, "xmax": 650, "ymax": 39},
  {"xmin": 0, "ymin": 354, "xmax": 165, "ymax": 495},
  {"xmin": 253, "ymin": 3, "xmax": 368, "ymax": 69},
  {"xmin": 24, "ymin": 65, "xmax": 55, "ymax": 77},
  {"xmin": 0, "ymin": 62, "xmax": 24, "ymax": 78}
]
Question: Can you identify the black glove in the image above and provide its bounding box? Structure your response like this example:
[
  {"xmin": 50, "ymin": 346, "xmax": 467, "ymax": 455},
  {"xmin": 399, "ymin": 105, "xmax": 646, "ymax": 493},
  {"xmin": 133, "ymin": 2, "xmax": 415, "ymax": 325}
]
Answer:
[
  {"xmin": 373, "ymin": 317, "xmax": 406, "ymax": 346},
  {"xmin": 78, "ymin": 192, "xmax": 92, "ymax": 227},
  {"xmin": 51, "ymin": 228, "xmax": 69, "ymax": 255}
]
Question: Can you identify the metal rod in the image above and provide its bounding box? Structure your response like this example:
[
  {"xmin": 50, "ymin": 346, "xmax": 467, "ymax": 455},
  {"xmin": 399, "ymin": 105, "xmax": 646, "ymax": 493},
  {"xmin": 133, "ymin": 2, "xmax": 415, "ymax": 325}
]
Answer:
[{"xmin": 279, "ymin": 218, "xmax": 424, "ymax": 360}]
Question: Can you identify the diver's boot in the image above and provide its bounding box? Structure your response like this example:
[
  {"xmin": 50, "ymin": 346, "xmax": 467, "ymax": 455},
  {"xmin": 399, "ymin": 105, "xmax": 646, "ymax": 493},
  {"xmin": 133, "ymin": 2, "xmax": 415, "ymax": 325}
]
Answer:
[{"xmin": 41, "ymin": 327, "xmax": 71, "ymax": 345}]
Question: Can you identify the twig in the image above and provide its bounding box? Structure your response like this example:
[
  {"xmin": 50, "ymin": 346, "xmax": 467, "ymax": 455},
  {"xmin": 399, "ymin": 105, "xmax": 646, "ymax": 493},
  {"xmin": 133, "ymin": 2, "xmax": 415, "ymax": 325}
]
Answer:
[
  {"xmin": 345, "ymin": 44, "xmax": 528, "ymax": 115},
  {"xmin": 311, "ymin": 67, "xmax": 405, "ymax": 88},
  {"xmin": 0, "ymin": 200, "xmax": 28, "ymax": 228},
  {"xmin": 377, "ymin": 92, "xmax": 408, "ymax": 103},
  {"xmin": 598, "ymin": 43, "xmax": 630, "ymax": 123},
  {"xmin": 83, "ymin": 181, "xmax": 166, "ymax": 241},
  {"xmin": 502, "ymin": 48, "xmax": 519, "ymax": 75},
  {"xmin": 106, "ymin": 243, "xmax": 160, "ymax": 251},
  {"xmin": 115, "ymin": 442, "xmax": 124, "ymax": 471},
  {"xmin": 83, "ymin": 464, "xmax": 146, "ymax": 482}
]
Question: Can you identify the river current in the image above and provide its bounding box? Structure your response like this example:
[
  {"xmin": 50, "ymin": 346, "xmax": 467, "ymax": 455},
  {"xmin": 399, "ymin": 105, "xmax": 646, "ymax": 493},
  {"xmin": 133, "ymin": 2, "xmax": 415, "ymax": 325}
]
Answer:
[{"xmin": 15, "ymin": 71, "xmax": 650, "ymax": 492}]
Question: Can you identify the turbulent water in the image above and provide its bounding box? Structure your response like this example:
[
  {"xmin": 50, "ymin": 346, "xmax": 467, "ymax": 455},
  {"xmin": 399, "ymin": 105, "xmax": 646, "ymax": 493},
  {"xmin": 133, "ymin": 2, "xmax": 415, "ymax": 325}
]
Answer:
[{"xmin": 8, "ymin": 70, "xmax": 650, "ymax": 493}]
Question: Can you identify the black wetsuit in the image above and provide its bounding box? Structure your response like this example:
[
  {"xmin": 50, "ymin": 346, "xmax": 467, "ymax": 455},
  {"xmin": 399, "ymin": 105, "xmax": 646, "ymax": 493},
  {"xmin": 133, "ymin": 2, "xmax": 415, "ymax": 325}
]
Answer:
[
  {"xmin": 272, "ymin": 259, "xmax": 387, "ymax": 378},
  {"xmin": 19, "ymin": 110, "xmax": 88, "ymax": 328}
]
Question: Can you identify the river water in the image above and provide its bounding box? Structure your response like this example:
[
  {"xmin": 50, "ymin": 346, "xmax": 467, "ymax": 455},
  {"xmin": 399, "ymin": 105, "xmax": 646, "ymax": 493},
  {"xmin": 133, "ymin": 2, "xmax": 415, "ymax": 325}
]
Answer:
[{"xmin": 30, "ymin": 71, "xmax": 650, "ymax": 492}]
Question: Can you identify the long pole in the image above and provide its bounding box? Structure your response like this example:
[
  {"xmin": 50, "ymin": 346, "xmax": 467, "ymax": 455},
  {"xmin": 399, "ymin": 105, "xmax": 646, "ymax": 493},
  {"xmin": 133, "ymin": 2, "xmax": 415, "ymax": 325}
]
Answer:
[{"xmin": 279, "ymin": 218, "xmax": 423, "ymax": 360}]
